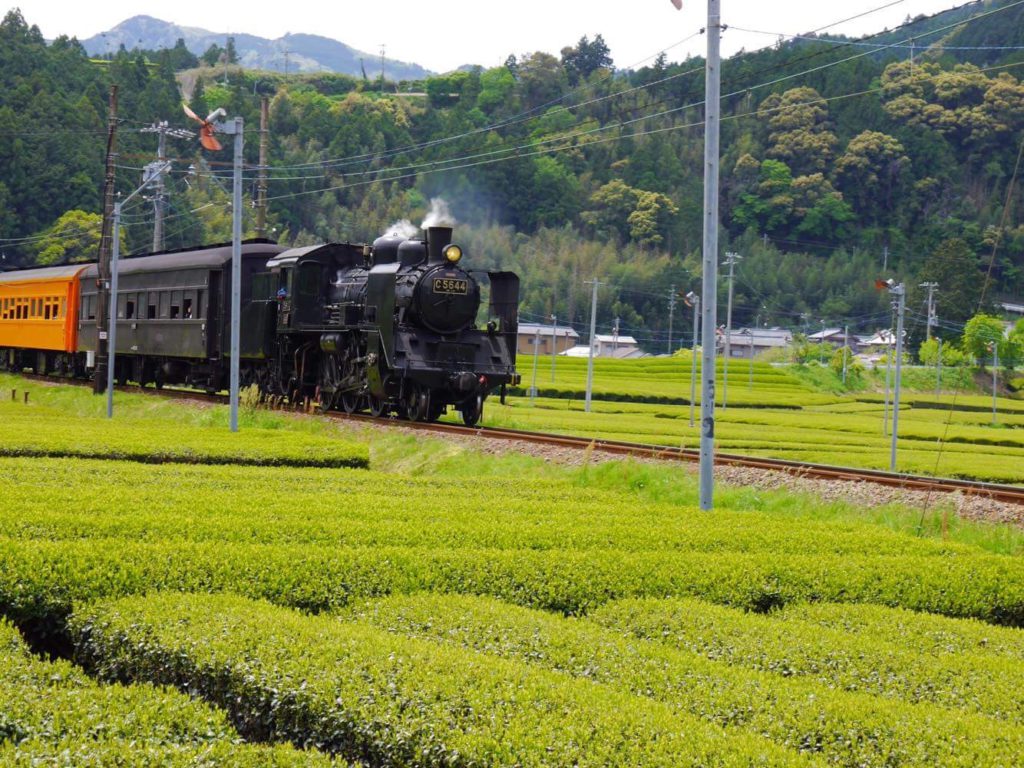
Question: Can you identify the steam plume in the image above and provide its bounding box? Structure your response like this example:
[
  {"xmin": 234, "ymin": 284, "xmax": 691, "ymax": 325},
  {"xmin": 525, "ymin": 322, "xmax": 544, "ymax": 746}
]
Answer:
[
  {"xmin": 386, "ymin": 219, "xmax": 419, "ymax": 239},
  {"xmin": 421, "ymin": 197, "xmax": 457, "ymax": 229}
]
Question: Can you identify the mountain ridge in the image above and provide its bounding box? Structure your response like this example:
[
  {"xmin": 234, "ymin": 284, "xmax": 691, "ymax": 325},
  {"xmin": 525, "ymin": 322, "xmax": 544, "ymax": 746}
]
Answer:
[{"xmin": 79, "ymin": 15, "xmax": 434, "ymax": 80}]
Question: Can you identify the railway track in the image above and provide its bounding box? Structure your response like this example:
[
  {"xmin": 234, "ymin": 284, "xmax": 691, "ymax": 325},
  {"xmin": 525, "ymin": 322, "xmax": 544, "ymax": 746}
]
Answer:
[{"xmin": 14, "ymin": 373, "xmax": 1024, "ymax": 506}]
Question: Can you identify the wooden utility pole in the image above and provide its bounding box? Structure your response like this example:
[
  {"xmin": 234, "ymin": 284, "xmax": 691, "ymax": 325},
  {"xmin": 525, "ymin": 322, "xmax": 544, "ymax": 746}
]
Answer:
[
  {"xmin": 255, "ymin": 97, "xmax": 269, "ymax": 239},
  {"xmin": 94, "ymin": 85, "xmax": 118, "ymax": 394}
]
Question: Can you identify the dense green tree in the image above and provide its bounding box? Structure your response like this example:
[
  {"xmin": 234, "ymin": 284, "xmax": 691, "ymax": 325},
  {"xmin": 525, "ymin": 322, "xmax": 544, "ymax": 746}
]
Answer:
[
  {"xmin": 34, "ymin": 210, "xmax": 104, "ymax": 265},
  {"xmin": 560, "ymin": 34, "xmax": 613, "ymax": 85}
]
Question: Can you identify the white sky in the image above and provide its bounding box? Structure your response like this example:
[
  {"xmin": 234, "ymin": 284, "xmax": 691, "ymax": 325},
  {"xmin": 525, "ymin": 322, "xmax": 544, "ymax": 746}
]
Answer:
[{"xmin": 19, "ymin": 0, "xmax": 964, "ymax": 72}]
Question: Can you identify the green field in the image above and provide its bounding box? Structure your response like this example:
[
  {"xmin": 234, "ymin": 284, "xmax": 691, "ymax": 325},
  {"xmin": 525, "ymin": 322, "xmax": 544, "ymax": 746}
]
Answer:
[
  {"xmin": 2, "ymin": 374, "xmax": 1024, "ymax": 765},
  {"xmin": 489, "ymin": 357, "xmax": 1024, "ymax": 482}
]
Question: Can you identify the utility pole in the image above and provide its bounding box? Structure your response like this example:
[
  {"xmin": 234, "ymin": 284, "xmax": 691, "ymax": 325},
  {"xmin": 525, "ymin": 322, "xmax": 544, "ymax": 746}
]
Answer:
[
  {"xmin": 698, "ymin": 0, "xmax": 722, "ymax": 511},
  {"xmin": 890, "ymin": 282, "xmax": 906, "ymax": 472},
  {"xmin": 749, "ymin": 312, "xmax": 759, "ymax": 390},
  {"xmin": 94, "ymin": 85, "xmax": 118, "ymax": 395},
  {"xmin": 991, "ymin": 341, "xmax": 999, "ymax": 426},
  {"xmin": 686, "ymin": 291, "xmax": 700, "ymax": 428},
  {"xmin": 722, "ymin": 251, "xmax": 741, "ymax": 410},
  {"xmin": 667, "ymin": 284, "xmax": 677, "ymax": 355},
  {"xmin": 842, "ymin": 324, "xmax": 849, "ymax": 386},
  {"xmin": 613, "ymin": 317, "xmax": 620, "ymax": 355},
  {"xmin": 883, "ymin": 245, "xmax": 889, "ymax": 273},
  {"xmin": 211, "ymin": 115, "xmax": 246, "ymax": 432},
  {"xmin": 256, "ymin": 97, "xmax": 270, "ymax": 239},
  {"xmin": 920, "ymin": 281, "xmax": 938, "ymax": 342},
  {"xmin": 140, "ymin": 121, "xmax": 192, "ymax": 252},
  {"xmin": 549, "ymin": 314, "xmax": 557, "ymax": 382},
  {"xmin": 936, "ymin": 338, "xmax": 942, "ymax": 396},
  {"xmin": 584, "ymin": 278, "xmax": 601, "ymax": 413},
  {"xmin": 529, "ymin": 326, "xmax": 540, "ymax": 402},
  {"xmin": 883, "ymin": 318, "xmax": 892, "ymax": 437},
  {"xmin": 152, "ymin": 121, "xmax": 166, "ymax": 252}
]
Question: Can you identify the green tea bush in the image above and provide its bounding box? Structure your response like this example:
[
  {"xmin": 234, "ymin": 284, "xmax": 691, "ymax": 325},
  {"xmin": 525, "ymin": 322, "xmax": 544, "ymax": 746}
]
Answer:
[
  {"xmin": 591, "ymin": 596, "xmax": 1024, "ymax": 722},
  {"xmin": 0, "ymin": 617, "xmax": 338, "ymax": 766},
  {"xmin": 70, "ymin": 592, "xmax": 806, "ymax": 767},
  {"xmin": 0, "ymin": 407, "xmax": 368, "ymax": 468},
  {"xmin": 350, "ymin": 593, "xmax": 1024, "ymax": 766}
]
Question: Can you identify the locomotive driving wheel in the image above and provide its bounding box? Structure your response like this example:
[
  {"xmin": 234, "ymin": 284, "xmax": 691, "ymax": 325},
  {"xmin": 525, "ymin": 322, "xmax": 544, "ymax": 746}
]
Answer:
[
  {"xmin": 405, "ymin": 384, "xmax": 430, "ymax": 422},
  {"xmin": 460, "ymin": 394, "xmax": 483, "ymax": 427},
  {"xmin": 341, "ymin": 392, "xmax": 363, "ymax": 414},
  {"xmin": 368, "ymin": 395, "xmax": 388, "ymax": 418}
]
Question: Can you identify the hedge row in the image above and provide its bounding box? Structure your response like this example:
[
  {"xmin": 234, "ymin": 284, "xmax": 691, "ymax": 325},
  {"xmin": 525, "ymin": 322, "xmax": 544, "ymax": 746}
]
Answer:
[
  {"xmin": 3, "ymin": 539, "xmax": 1024, "ymax": 633},
  {"xmin": 0, "ymin": 456, "xmax": 979, "ymax": 557},
  {"xmin": 70, "ymin": 593, "xmax": 807, "ymax": 767},
  {"xmin": 591, "ymin": 597, "xmax": 1024, "ymax": 723},
  {"xmin": 0, "ymin": 617, "xmax": 339, "ymax": 766},
  {"xmin": 0, "ymin": 409, "xmax": 368, "ymax": 468},
  {"xmin": 348, "ymin": 593, "xmax": 1024, "ymax": 766},
  {"xmin": 776, "ymin": 601, "xmax": 1024, "ymax": 663}
]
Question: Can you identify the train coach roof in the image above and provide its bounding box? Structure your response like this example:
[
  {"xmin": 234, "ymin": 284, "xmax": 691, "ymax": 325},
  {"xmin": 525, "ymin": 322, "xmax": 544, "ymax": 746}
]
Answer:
[
  {"xmin": 265, "ymin": 243, "xmax": 330, "ymax": 269},
  {"xmin": 80, "ymin": 242, "xmax": 288, "ymax": 278},
  {"xmin": 0, "ymin": 264, "xmax": 90, "ymax": 284}
]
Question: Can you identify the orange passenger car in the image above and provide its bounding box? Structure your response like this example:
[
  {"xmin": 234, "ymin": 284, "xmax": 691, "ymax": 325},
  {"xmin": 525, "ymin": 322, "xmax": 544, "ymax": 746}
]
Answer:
[{"xmin": 0, "ymin": 265, "xmax": 88, "ymax": 360}]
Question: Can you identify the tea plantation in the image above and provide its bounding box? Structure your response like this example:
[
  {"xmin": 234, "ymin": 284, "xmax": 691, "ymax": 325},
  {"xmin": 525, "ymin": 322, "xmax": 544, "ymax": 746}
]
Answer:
[{"xmin": 1, "ymin": 372, "xmax": 1023, "ymax": 765}]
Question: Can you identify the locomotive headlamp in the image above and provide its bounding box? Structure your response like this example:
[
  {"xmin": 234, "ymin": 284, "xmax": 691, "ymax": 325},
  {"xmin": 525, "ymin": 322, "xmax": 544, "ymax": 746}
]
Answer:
[{"xmin": 444, "ymin": 244, "xmax": 463, "ymax": 264}]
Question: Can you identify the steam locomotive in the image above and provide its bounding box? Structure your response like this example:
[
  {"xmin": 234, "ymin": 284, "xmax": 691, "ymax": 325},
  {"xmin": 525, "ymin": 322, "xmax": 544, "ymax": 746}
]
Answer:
[{"xmin": 0, "ymin": 225, "xmax": 520, "ymax": 426}]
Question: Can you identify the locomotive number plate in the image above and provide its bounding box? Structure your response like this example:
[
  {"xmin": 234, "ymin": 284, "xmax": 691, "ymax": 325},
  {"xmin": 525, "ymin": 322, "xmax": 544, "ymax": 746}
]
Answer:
[{"xmin": 433, "ymin": 278, "xmax": 468, "ymax": 295}]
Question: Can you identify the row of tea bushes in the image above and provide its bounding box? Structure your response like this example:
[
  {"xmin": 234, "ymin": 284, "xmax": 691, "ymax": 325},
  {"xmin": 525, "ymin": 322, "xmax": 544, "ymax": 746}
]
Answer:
[
  {"xmin": 591, "ymin": 597, "xmax": 1024, "ymax": 722},
  {"xmin": 0, "ymin": 406, "xmax": 367, "ymax": 468},
  {"xmin": 0, "ymin": 617, "xmax": 339, "ymax": 766},
  {"xmin": 348, "ymin": 593, "xmax": 1024, "ymax": 766},
  {"xmin": 69, "ymin": 592, "xmax": 809, "ymax": 767}
]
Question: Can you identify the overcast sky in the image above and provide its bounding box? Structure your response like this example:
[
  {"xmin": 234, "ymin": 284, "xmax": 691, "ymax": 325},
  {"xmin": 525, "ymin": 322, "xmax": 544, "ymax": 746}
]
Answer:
[{"xmin": 19, "ymin": 0, "xmax": 965, "ymax": 72}]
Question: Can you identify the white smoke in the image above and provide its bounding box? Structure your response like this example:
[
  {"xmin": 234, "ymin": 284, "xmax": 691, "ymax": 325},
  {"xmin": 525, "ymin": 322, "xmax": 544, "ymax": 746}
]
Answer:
[
  {"xmin": 421, "ymin": 197, "xmax": 457, "ymax": 229},
  {"xmin": 385, "ymin": 219, "xmax": 419, "ymax": 239}
]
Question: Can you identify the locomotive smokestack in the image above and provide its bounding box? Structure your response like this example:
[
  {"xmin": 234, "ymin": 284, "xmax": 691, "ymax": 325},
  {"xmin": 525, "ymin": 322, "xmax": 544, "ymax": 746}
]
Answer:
[{"xmin": 426, "ymin": 226, "xmax": 453, "ymax": 265}]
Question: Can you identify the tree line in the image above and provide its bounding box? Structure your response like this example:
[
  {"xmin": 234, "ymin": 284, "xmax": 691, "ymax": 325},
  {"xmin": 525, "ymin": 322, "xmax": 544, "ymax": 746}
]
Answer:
[{"xmin": 1, "ymin": 6, "xmax": 1022, "ymax": 354}]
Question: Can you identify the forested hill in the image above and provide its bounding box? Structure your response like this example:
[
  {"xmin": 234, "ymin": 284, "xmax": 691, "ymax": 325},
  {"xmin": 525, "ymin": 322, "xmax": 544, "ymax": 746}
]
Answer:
[{"xmin": 1, "ymin": 1, "xmax": 1022, "ymax": 349}]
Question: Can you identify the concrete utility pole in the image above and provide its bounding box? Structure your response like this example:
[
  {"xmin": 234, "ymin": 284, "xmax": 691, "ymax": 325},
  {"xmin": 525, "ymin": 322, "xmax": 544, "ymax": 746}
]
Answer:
[
  {"xmin": 256, "ymin": 97, "xmax": 270, "ymax": 239},
  {"xmin": 550, "ymin": 313, "xmax": 557, "ymax": 382},
  {"xmin": 889, "ymin": 282, "xmax": 906, "ymax": 472},
  {"xmin": 94, "ymin": 85, "xmax": 118, "ymax": 395},
  {"xmin": 842, "ymin": 324, "xmax": 849, "ymax": 386},
  {"xmin": 936, "ymin": 338, "xmax": 943, "ymax": 395},
  {"xmin": 211, "ymin": 115, "xmax": 246, "ymax": 432},
  {"xmin": 698, "ymin": 0, "xmax": 722, "ymax": 511},
  {"xmin": 584, "ymin": 278, "xmax": 601, "ymax": 412},
  {"xmin": 613, "ymin": 317, "xmax": 620, "ymax": 355},
  {"xmin": 667, "ymin": 284, "xmax": 677, "ymax": 355},
  {"xmin": 529, "ymin": 326, "xmax": 540, "ymax": 402},
  {"xmin": 722, "ymin": 251, "xmax": 741, "ymax": 410},
  {"xmin": 883, "ymin": 320, "xmax": 892, "ymax": 437},
  {"xmin": 883, "ymin": 245, "xmax": 889, "ymax": 273},
  {"xmin": 140, "ymin": 121, "xmax": 192, "ymax": 252},
  {"xmin": 991, "ymin": 341, "xmax": 999, "ymax": 426},
  {"xmin": 920, "ymin": 281, "xmax": 938, "ymax": 342},
  {"xmin": 687, "ymin": 291, "xmax": 700, "ymax": 428},
  {"xmin": 152, "ymin": 122, "xmax": 166, "ymax": 252}
]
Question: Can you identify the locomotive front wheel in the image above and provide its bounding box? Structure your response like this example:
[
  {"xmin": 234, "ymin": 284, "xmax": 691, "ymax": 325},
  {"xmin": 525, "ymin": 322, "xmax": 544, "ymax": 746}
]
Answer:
[
  {"xmin": 405, "ymin": 386, "xmax": 430, "ymax": 422},
  {"xmin": 341, "ymin": 393, "xmax": 362, "ymax": 414},
  {"xmin": 461, "ymin": 395, "xmax": 483, "ymax": 427}
]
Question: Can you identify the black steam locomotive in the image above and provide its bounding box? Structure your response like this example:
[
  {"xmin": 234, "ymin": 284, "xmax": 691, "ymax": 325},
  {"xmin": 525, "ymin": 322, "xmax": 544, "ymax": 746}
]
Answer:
[
  {"xmin": 0, "ymin": 225, "xmax": 520, "ymax": 426},
  {"xmin": 259, "ymin": 225, "xmax": 520, "ymax": 424}
]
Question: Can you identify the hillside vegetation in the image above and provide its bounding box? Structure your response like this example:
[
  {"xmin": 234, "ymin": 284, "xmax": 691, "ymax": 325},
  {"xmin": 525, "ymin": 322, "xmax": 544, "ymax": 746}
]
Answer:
[{"xmin": 0, "ymin": 2, "xmax": 1022, "ymax": 347}]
